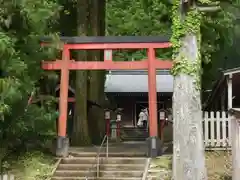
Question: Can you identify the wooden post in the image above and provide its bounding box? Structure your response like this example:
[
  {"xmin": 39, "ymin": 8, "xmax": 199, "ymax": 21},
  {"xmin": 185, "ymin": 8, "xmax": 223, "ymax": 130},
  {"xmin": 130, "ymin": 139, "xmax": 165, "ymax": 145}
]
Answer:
[
  {"xmin": 227, "ymin": 74, "xmax": 233, "ymax": 109},
  {"xmin": 228, "ymin": 108, "xmax": 240, "ymax": 180},
  {"xmin": 56, "ymin": 46, "xmax": 70, "ymax": 157},
  {"xmin": 105, "ymin": 109, "xmax": 111, "ymax": 137},
  {"xmin": 159, "ymin": 110, "xmax": 166, "ymax": 141},
  {"xmin": 147, "ymin": 48, "xmax": 161, "ymax": 157},
  {"xmin": 221, "ymin": 88, "xmax": 226, "ymax": 111},
  {"xmin": 104, "ymin": 50, "xmax": 112, "ymax": 61},
  {"xmin": 227, "ymin": 74, "xmax": 235, "ymax": 178},
  {"xmin": 116, "ymin": 113, "xmax": 121, "ymax": 142}
]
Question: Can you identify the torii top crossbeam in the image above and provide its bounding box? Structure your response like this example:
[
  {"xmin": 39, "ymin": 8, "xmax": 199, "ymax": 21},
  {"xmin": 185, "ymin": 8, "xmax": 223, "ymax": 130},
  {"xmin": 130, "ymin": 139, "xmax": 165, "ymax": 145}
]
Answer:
[
  {"xmin": 41, "ymin": 36, "xmax": 170, "ymax": 44},
  {"xmin": 41, "ymin": 36, "xmax": 172, "ymax": 70},
  {"xmin": 41, "ymin": 36, "xmax": 172, "ymax": 157}
]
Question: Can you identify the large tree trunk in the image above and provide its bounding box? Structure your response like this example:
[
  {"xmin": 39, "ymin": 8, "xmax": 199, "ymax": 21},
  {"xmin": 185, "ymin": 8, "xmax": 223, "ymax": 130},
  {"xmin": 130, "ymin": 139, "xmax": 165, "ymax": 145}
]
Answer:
[
  {"xmin": 71, "ymin": 0, "xmax": 91, "ymax": 146},
  {"xmin": 87, "ymin": 0, "xmax": 106, "ymax": 144},
  {"xmin": 172, "ymin": 34, "xmax": 207, "ymax": 180}
]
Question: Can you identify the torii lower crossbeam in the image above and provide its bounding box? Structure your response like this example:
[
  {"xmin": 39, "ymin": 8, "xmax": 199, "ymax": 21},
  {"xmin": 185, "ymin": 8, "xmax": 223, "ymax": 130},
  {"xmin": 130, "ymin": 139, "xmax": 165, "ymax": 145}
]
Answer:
[{"xmin": 41, "ymin": 36, "xmax": 172, "ymax": 158}]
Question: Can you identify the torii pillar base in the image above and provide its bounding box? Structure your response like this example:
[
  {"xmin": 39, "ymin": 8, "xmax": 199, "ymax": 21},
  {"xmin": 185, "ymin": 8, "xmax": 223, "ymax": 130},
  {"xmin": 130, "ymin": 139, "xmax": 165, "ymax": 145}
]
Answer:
[
  {"xmin": 146, "ymin": 136, "xmax": 162, "ymax": 157},
  {"xmin": 56, "ymin": 136, "xmax": 69, "ymax": 157}
]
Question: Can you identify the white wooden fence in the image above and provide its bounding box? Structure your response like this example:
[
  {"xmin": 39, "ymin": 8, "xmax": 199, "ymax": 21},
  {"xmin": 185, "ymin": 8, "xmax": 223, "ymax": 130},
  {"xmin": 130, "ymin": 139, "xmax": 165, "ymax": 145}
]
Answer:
[
  {"xmin": 203, "ymin": 111, "xmax": 231, "ymax": 150},
  {"xmin": 0, "ymin": 174, "xmax": 14, "ymax": 180}
]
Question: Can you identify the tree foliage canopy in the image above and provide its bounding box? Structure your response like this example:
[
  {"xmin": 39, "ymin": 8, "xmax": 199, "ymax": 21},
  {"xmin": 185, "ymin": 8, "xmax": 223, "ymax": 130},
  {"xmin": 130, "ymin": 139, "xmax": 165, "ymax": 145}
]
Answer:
[
  {"xmin": 107, "ymin": 0, "xmax": 240, "ymax": 90},
  {"xmin": 0, "ymin": 0, "xmax": 61, "ymax": 151}
]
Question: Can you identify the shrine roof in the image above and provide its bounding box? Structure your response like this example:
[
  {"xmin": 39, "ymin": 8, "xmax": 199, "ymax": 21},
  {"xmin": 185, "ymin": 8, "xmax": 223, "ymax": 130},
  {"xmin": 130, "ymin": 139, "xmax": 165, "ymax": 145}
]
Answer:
[
  {"xmin": 41, "ymin": 36, "xmax": 170, "ymax": 44},
  {"xmin": 105, "ymin": 70, "xmax": 173, "ymax": 93},
  {"xmin": 54, "ymin": 70, "xmax": 173, "ymax": 93}
]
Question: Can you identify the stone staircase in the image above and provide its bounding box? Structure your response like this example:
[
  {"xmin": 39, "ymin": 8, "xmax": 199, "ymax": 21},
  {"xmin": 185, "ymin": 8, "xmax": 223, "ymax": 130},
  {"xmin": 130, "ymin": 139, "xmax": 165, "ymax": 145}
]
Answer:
[
  {"xmin": 51, "ymin": 144, "xmax": 147, "ymax": 180},
  {"xmin": 120, "ymin": 127, "xmax": 148, "ymax": 141}
]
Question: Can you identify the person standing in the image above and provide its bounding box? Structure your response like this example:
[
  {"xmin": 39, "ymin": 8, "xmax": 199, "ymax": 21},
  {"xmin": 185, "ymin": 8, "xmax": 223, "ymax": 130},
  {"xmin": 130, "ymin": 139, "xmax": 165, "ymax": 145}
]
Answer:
[{"xmin": 137, "ymin": 108, "xmax": 148, "ymax": 129}]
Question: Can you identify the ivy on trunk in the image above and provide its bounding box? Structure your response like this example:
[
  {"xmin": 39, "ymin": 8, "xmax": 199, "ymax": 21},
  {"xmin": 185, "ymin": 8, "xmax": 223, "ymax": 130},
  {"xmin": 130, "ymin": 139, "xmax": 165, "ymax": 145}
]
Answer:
[{"xmin": 171, "ymin": 1, "xmax": 207, "ymax": 179}]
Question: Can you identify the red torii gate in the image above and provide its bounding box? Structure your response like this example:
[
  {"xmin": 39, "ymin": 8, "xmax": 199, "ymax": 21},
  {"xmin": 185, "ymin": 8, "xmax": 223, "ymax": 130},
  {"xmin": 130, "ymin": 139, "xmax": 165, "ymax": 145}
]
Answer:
[{"xmin": 41, "ymin": 36, "xmax": 172, "ymax": 157}]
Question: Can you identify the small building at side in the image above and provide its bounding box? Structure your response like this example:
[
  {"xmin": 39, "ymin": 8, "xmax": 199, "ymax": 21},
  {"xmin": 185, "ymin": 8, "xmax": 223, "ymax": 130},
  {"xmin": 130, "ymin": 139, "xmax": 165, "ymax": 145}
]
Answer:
[{"xmin": 203, "ymin": 67, "xmax": 240, "ymax": 112}]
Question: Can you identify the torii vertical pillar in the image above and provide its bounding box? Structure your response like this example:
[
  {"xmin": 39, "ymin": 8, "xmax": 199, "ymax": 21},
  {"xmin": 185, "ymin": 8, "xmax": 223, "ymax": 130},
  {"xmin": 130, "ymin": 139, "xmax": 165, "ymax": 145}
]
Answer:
[
  {"xmin": 56, "ymin": 47, "xmax": 70, "ymax": 157},
  {"xmin": 147, "ymin": 48, "xmax": 162, "ymax": 157}
]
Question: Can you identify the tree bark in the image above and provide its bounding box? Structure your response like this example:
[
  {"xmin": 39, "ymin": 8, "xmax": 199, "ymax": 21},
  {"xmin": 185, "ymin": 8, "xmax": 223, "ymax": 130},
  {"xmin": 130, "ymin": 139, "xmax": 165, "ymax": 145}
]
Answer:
[
  {"xmin": 172, "ymin": 35, "xmax": 207, "ymax": 180},
  {"xmin": 87, "ymin": 0, "xmax": 106, "ymax": 144},
  {"xmin": 71, "ymin": 0, "xmax": 91, "ymax": 146}
]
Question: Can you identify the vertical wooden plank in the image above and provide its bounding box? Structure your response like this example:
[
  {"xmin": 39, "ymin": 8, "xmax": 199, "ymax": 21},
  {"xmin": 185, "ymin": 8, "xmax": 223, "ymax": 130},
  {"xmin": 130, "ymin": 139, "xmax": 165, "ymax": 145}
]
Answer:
[
  {"xmin": 227, "ymin": 74, "xmax": 233, "ymax": 110},
  {"xmin": 2, "ymin": 174, "xmax": 7, "ymax": 180},
  {"xmin": 227, "ymin": 74, "xmax": 233, "ymax": 148},
  {"xmin": 228, "ymin": 112, "xmax": 232, "ymax": 146},
  {"xmin": 0, "ymin": 174, "xmax": 14, "ymax": 180},
  {"xmin": 9, "ymin": 174, "xmax": 14, "ymax": 180},
  {"xmin": 204, "ymin": 111, "xmax": 209, "ymax": 148},
  {"xmin": 216, "ymin": 111, "xmax": 221, "ymax": 147},
  {"xmin": 221, "ymin": 89, "xmax": 226, "ymax": 111},
  {"xmin": 104, "ymin": 50, "xmax": 112, "ymax": 61},
  {"xmin": 210, "ymin": 111, "xmax": 215, "ymax": 147},
  {"xmin": 222, "ymin": 112, "xmax": 227, "ymax": 147},
  {"xmin": 222, "ymin": 111, "xmax": 229, "ymax": 146},
  {"xmin": 231, "ymin": 118, "xmax": 240, "ymax": 180},
  {"xmin": 232, "ymin": 117, "xmax": 236, "ymax": 180}
]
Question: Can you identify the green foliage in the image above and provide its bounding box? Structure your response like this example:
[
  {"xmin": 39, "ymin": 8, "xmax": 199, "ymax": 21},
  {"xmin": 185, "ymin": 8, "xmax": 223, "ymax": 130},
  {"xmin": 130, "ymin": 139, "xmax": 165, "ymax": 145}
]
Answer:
[
  {"xmin": 169, "ymin": 0, "xmax": 240, "ymax": 90},
  {"xmin": 200, "ymin": 2, "xmax": 240, "ymax": 89},
  {"xmin": 170, "ymin": 0, "xmax": 202, "ymax": 91},
  {"xmin": 107, "ymin": 0, "xmax": 240, "ymax": 91},
  {"xmin": 106, "ymin": 0, "xmax": 172, "ymax": 60},
  {"xmin": 3, "ymin": 151, "xmax": 56, "ymax": 180},
  {"xmin": 0, "ymin": 0, "xmax": 60, "ymax": 152},
  {"xmin": 170, "ymin": 5, "xmax": 202, "ymax": 58}
]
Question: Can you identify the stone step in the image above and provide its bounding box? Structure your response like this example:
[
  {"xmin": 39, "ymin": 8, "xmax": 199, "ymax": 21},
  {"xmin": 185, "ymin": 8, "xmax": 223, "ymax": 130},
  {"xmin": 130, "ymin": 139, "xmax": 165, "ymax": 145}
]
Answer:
[
  {"xmin": 58, "ymin": 164, "xmax": 93, "ymax": 171},
  {"xmin": 121, "ymin": 127, "xmax": 146, "ymax": 130},
  {"xmin": 54, "ymin": 170, "xmax": 95, "ymax": 177},
  {"xmin": 121, "ymin": 137, "xmax": 147, "ymax": 141},
  {"xmin": 121, "ymin": 134, "xmax": 147, "ymax": 137},
  {"xmin": 121, "ymin": 131, "xmax": 148, "ymax": 134},
  {"xmin": 61, "ymin": 157, "xmax": 146, "ymax": 164},
  {"xmin": 121, "ymin": 128, "xmax": 148, "ymax": 132},
  {"xmin": 69, "ymin": 151, "xmax": 146, "ymax": 157},
  {"xmin": 121, "ymin": 133, "xmax": 148, "ymax": 137},
  {"xmin": 121, "ymin": 136, "xmax": 147, "ymax": 138},
  {"xmin": 121, "ymin": 131, "xmax": 148, "ymax": 136},
  {"xmin": 100, "ymin": 170, "xmax": 143, "ymax": 177},
  {"xmin": 58, "ymin": 163, "xmax": 144, "ymax": 171},
  {"xmin": 70, "ymin": 145, "xmax": 146, "ymax": 151},
  {"xmin": 121, "ymin": 131, "xmax": 147, "ymax": 135},
  {"xmin": 121, "ymin": 134, "xmax": 148, "ymax": 137},
  {"xmin": 54, "ymin": 170, "xmax": 143, "ymax": 177},
  {"xmin": 101, "ymin": 163, "xmax": 145, "ymax": 171},
  {"xmin": 52, "ymin": 177, "xmax": 142, "ymax": 180}
]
